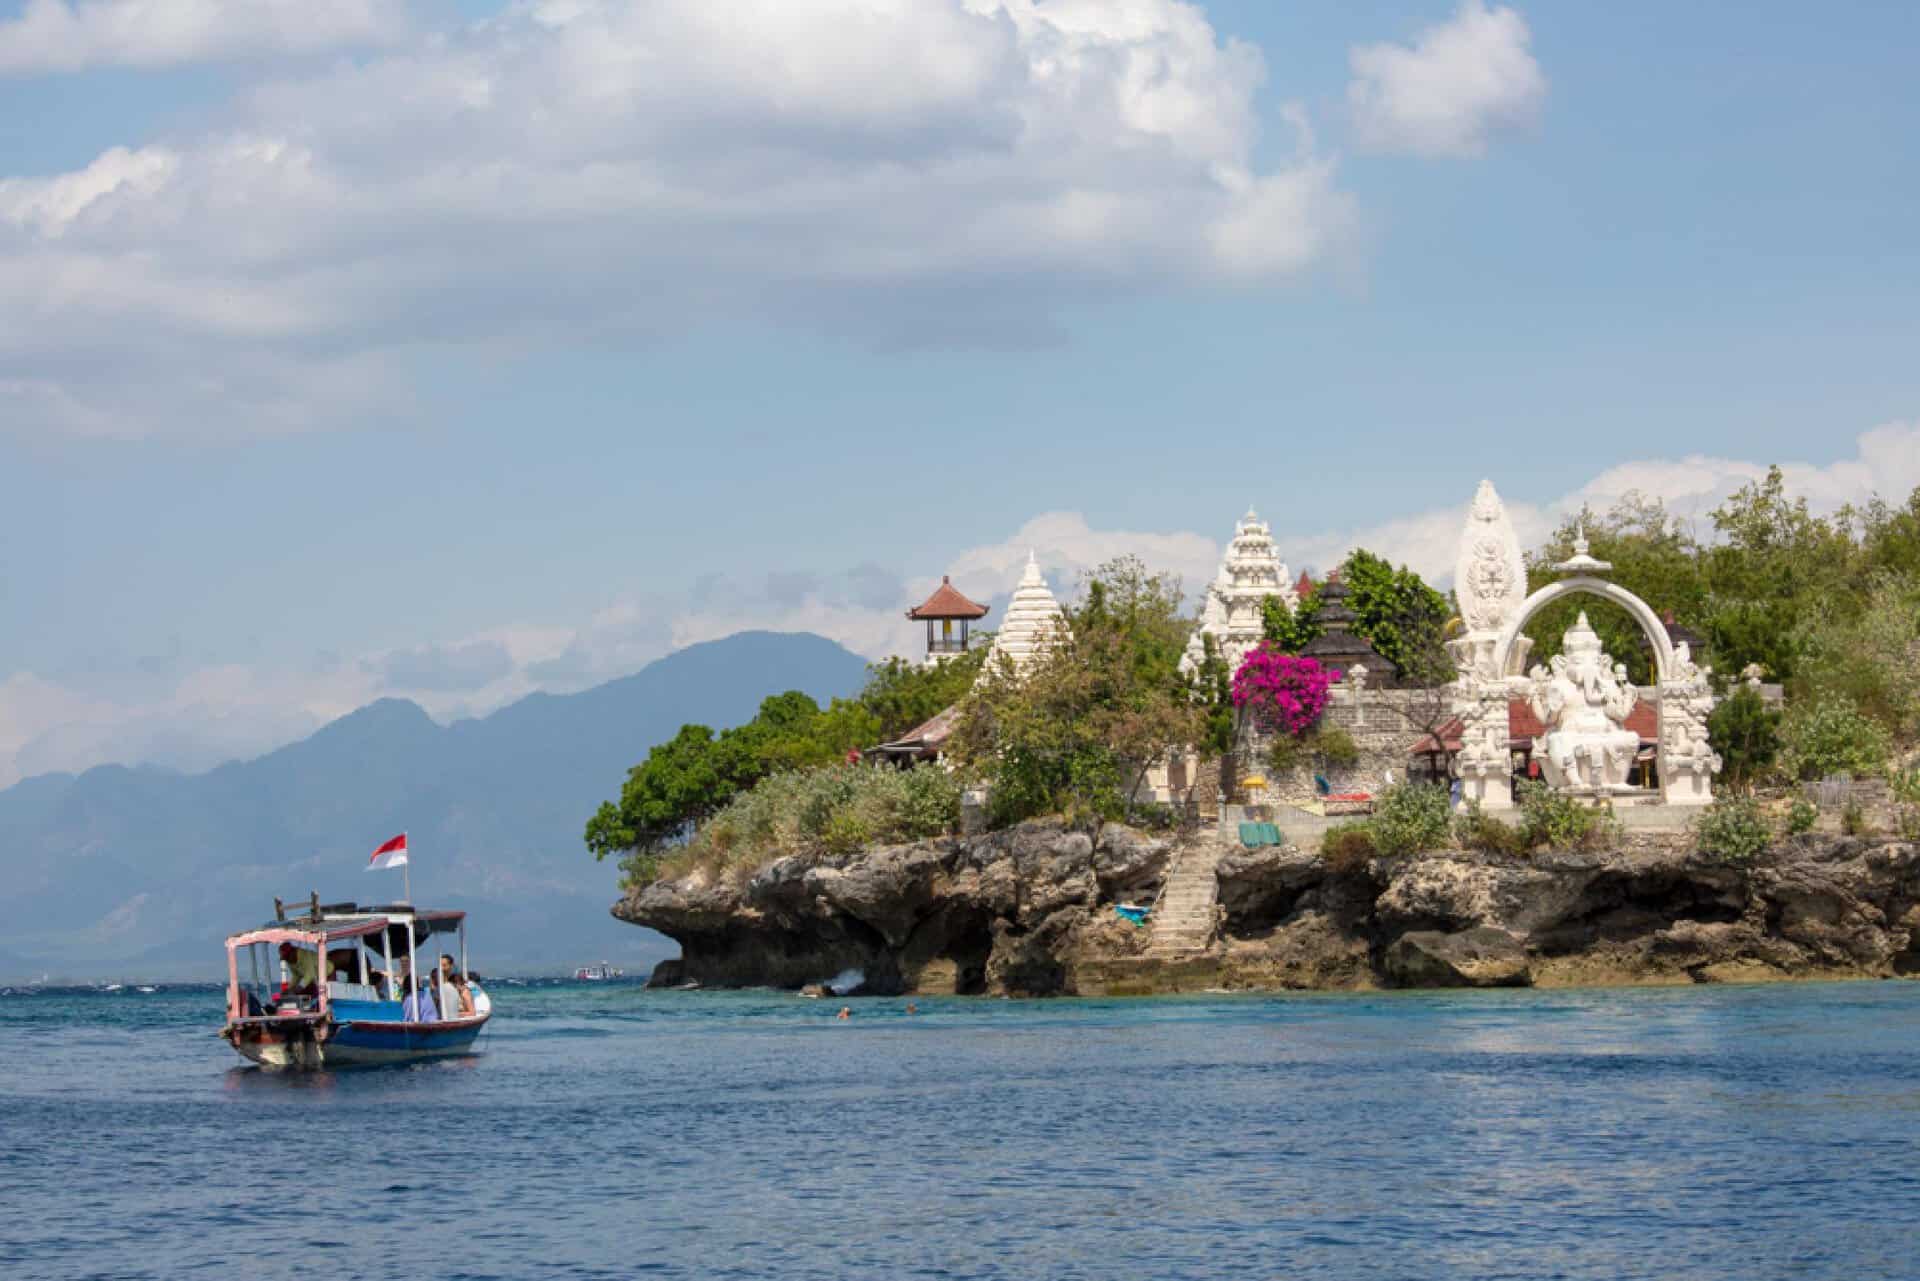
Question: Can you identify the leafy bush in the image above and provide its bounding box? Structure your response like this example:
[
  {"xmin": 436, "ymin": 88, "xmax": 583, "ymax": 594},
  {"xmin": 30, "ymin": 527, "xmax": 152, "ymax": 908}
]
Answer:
[
  {"xmin": 1516, "ymin": 781, "xmax": 1623, "ymax": 852},
  {"xmin": 1314, "ymin": 725, "xmax": 1362, "ymax": 768},
  {"xmin": 1693, "ymin": 796, "xmax": 1770, "ymax": 864},
  {"xmin": 1454, "ymin": 801, "xmax": 1528, "ymax": 856},
  {"xmin": 1268, "ymin": 724, "xmax": 1360, "ymax": 774},
  {"xmin": 1369, "ymin": 782, "xmax": 1451, "ymax": 857},
  {"xmin": 1896, "ymin": 804, "xmax": 1920, "ymax": 843},
  {"xmin": 631, "ymin": 762, "xmax": 962, "ymax": 886},
  {"xmin": 1841, "ymin": 800, "xmax": 1874, "ymax": 838},
  {"xmin": 1708, "ymin": 685, "xmax": 1782, "ymax": 790},
  {"xmin": 1785, "ymin": 798, "xmax": 1819, "ymax": 835},
  {"xmin": 1892, "ymin": 767, "xmax": 1920, "ymax": 805},
  {"xmin": 1782, "ymin": 698, "xmax": 1894, "ymax": 781},
  {"xmin": 1320, "ymin": 822, "xmax": 1376, "ymax": 871}
]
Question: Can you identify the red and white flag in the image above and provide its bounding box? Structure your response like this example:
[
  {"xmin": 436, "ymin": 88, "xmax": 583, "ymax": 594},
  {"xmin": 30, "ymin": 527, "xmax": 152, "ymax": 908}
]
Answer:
[{"xmin": 367, "ymin": 833, "xmax": 409, "ymax": 871}]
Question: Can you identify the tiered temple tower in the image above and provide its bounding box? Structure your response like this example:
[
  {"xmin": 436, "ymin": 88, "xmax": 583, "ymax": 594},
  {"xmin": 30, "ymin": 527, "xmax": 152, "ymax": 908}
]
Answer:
[
  {"xmin": 1180, "ymin": 508, "xmax": 1297, "ymax": 674},
  {"xmin": 982, "ymin": 553, "xmax": 1066, "ymax": 675}
]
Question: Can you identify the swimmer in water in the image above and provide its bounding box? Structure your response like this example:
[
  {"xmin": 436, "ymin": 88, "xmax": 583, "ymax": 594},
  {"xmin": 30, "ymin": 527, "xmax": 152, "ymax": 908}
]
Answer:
[
  {"xmin": 836, "ymin": 1006, "xmax": 851, "ymax": 1020},
  {"xmin": 905, "ymin": 1002, "xmax": 918, "ymax": 1015}
]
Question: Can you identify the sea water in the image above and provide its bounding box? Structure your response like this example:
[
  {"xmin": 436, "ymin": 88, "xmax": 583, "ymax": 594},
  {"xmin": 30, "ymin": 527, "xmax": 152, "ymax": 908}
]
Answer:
[{"xmin": 3, "ymin": 981, "xmax": 1918, "ymax": 1280}]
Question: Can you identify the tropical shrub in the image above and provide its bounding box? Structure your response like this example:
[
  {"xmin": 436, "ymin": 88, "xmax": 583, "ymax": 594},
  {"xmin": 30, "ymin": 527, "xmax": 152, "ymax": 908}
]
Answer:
[
  {"xmin": 1320, "ymin": 822, "xmax": 1376, "ymax": 872},
  {"xmin": 1232, "ymin": 645, "xmax": 1335, "ymax": 737},
  {"xmin": 1692, "ymin": 796, "xmax": 1770, "ymax": 864},
  {"xmin": 1268, "ymin": 724, "xmax": 1360, "ymax": 774},
  {"xmin": 1454, "ymin": 801, "xmax": 1528, "ymax": 857},
  {"xmin": 1369, "ymin": 783, "xmax": 1452, "ymax": 858},
  {"xmin": 1781, "ymin": 697, "xmax": 1894, "ymax": 781},
  {"xmin": 630, "ymin": 762, "xmax": 962, "ymax": 886},
  {"xmin": 1785, "ymin": 798, "xmax": 1819, "ymax": 835},
  {"xmin": 1841, "ymin": 800, "xmax": 1873, "ymax": 838},
  {"xmin": 1708, "ymin": 685, "xmax": 1782, "ymax": 790},
  {"xmin": 1516, "ymin": 781, "xmax": 1622, "ymax": 852},
  {"xmin": 1896, "ymin": 804, "xmax": 1920, "ymax": 843}
]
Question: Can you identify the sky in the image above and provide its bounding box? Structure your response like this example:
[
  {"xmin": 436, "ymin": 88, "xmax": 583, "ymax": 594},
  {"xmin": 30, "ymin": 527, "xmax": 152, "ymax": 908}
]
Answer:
[{"xmin": 3, "ymin": 0, "xmax": 1918, "ymax": 787}]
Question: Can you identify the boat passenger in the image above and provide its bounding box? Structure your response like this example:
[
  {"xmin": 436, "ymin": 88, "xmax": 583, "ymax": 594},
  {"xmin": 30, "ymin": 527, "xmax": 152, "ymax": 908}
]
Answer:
[
  {"xmin": 446, "ymin": 973, "xmax": 477, "ymax": 1018},
  {"xmin": 277, "ymin": 942, "xmax": 318, "ymax": 995},
  {"xmin": 401, "ymin": 976, "xmax": 439, "ymax": 1023}
]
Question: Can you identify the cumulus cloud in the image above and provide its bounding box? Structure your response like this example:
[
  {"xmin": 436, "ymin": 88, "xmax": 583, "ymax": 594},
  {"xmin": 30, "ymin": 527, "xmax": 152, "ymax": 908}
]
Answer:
[
  {"xmin": 1347, "ymin": 0, "xmax": 1545, "ymax": 158},
  {"xmin": 2, "ymin": 0, "xmax": 1358, "ymax": 439},
  {"xmin": 0, "ymin": 0, "xmax": 404, "ymax": 74}
]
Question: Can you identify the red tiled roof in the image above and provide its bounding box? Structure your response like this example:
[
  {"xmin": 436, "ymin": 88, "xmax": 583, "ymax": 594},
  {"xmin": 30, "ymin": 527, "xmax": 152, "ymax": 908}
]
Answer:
[
  {"xmin": 907, "ymin": 576, "xmax": 989, "ymax": 620},
  {"xmin": 1294, "ymin": 571, "xmax": 1314, "ymax": 599},
  {"xmin": 1413, "ymin": 699, "xmax": 1660, "ymax": 755}
]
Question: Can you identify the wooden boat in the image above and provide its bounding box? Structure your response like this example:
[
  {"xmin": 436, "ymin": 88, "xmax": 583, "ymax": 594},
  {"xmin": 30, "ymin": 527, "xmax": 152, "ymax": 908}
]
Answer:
[{"xmin": 220, "ymin": 894, "xmax": 491, "ymax": 1069}]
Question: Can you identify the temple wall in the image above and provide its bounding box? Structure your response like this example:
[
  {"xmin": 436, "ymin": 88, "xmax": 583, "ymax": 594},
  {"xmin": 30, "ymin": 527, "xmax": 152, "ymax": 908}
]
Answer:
[{"xmin": 1239, "ymin": 688, "xmax": 1444, "ymax": 805}]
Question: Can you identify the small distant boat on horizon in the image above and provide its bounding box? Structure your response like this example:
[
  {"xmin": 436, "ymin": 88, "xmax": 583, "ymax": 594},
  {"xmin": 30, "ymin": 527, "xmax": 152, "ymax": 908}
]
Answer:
[
  {"xmin": 573, "ymin": 962, "xmax": 623, "ymax": 981},
  {"xmin": 220, "ymin": 893, "xmax": 491, "ymax": 1069}
]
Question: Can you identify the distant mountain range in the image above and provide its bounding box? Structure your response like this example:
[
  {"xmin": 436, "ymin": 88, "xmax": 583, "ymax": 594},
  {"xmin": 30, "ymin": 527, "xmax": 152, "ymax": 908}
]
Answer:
[{"xmin": 0, "ymin": 631, "xmax": 870, "ymax": 981}]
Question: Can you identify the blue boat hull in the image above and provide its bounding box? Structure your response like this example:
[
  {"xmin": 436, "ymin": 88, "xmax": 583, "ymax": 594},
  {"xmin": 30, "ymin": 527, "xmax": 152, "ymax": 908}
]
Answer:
[{"xmin": 224, "ymin": 1012, "xmax": 489, "ymax": 1069}]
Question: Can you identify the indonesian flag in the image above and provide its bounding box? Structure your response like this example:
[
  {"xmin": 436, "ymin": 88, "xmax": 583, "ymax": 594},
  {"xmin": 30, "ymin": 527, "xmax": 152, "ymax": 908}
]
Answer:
[{"xmin": 367, "ymin": 833, "xmax": 408, "ymax": 871}]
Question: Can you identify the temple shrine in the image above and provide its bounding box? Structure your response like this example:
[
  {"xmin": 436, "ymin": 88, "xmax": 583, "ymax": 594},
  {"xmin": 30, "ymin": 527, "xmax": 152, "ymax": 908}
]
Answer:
[{"xmin": 906, "ymin": 575, "xmax": 989, "ymax": 665}]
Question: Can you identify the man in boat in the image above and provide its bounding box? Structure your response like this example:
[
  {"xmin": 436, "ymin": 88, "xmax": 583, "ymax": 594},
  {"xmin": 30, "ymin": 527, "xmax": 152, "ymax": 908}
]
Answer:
[{"xmin": 277, "ymin": 942, "xmax": 318, "ymax": 996}]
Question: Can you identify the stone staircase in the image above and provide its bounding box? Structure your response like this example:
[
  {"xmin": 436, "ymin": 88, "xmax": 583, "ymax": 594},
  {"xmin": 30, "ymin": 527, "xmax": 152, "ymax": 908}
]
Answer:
[{"xmin": 1145, "ymin": 840, "xmax": 1225, "ymax": 957}]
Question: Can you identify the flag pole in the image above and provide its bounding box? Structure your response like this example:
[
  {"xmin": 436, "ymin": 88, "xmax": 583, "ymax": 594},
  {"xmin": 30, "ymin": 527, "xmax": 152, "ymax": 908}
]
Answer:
[{"xmin": 403, "ymin": 831, "xmax": 412, "ymax": 904}]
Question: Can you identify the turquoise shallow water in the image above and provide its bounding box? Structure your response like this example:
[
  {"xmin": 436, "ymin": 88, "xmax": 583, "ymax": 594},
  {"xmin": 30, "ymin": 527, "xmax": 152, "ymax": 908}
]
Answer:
[{"xmin": 3, "ymin": 980, "xmax": 1919, "ymax": 1280}]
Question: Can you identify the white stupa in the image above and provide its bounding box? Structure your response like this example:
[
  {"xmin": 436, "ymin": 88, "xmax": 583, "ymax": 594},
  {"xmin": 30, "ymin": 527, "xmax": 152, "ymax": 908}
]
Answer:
[
  {"xmin": 981, "ymin": 552, "xmax": 1067, "ymax": 676},
  {"xmin": 1180, "ymin": 508, "xmax": 1296, "ymax": 674}
]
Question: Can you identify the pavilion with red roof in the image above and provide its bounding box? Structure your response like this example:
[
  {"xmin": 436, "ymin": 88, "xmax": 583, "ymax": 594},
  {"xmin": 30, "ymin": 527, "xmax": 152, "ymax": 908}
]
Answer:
[{"xmin": 907, "ymin": 575, "xmax": 990, "ymax": 664}]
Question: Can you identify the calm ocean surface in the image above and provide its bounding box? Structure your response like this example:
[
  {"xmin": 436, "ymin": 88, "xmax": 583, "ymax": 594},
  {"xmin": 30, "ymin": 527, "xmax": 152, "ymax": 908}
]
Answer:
[{"xmin": 3, "ymin": 980, "xmax": 1918, "ymax": 1281}]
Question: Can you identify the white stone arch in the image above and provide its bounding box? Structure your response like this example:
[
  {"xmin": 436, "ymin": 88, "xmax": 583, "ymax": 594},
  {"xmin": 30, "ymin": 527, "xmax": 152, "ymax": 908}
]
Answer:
[{"xmin": 1491, "ymin": 575, "xmax": 1677, "ymax": 685}]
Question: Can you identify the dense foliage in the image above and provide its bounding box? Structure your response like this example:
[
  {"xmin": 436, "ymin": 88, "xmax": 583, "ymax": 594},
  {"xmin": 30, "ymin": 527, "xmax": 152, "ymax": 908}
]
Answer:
[
  {"xmin": 1515, "ymin": 781, "xmax": 1623, "ymax": 852},
  {"xmin": 1781, "ymin": 698, "xmax": 1895, "ymax": 782},
  {"xmin": 1367, "ymin": 782, "xmax": 1453, "ymax": 858},
  {"xmin": 1708, "ymin": 685, "xmax": 1782, "ymax": 792},
  {"xmin": 634, "ymin": 762, "xmax": 963, "ymax": 885},
  {"xmin": 950, "ymin": 557, "xmax": 1205, "ymax": 827},
  {"xmin": 1319, "ymin": 822, "xmax": 1377, "ymax": 871},
  {"xmin": 587, "ymin": 648, "xmax": 985, "ymax": 865},
  {"xmin": 1692, "ymin": 795, "xmax": 1770, "ymax": 864},
  {"xmin": 1259, "ymin": 549, "xmax": 1453, "ymax": 685}
]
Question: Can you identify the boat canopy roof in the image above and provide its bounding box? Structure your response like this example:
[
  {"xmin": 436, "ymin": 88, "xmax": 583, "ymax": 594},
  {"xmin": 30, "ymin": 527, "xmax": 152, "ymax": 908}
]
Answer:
[{"xmin": 227, "ymin": 907, "xmax": 464, "ymax": 949}]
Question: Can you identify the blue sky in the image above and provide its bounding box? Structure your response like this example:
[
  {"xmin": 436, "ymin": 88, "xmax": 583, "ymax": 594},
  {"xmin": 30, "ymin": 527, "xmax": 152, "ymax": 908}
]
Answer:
[{"xmin": 3, "ymin": 0, "xmax": 1917, "ymax": 784}]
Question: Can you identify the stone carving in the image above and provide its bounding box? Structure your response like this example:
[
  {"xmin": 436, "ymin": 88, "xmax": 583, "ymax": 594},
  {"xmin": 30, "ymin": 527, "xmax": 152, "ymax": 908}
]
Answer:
[
  {"xmin": 1449, "ymin": 480, "xmax": 1531, "ymax": 678},
  {"xmin": 1524, "ymin": 613, "xmax": 1641, "ymax": 792},
  {"xmin": 1181, "ymin": 508, "xmax": 1296, "ymax": 675},
  {"xmin": 1455, "ymin": 480, "xmax": 1528, "ymax": 634}
]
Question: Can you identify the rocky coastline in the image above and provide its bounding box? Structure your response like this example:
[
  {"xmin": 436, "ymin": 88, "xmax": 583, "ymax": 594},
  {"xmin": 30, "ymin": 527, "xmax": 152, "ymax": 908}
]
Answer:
[{"xmin": 615, "ymin": 821, "xmax": 1920, "ymax": 996}]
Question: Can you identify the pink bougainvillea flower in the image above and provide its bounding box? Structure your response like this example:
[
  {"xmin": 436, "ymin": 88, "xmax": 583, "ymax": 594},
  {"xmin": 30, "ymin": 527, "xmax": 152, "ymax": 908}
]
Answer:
[{"xmin": 1231, "ymin": 644, "xmax": 1334, "ymax": 737}]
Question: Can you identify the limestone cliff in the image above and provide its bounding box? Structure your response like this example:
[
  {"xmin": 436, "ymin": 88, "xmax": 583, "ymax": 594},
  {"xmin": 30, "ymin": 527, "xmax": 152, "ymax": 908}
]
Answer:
[{"xmin": 615, "ymin": 822, "xmax": 1920, "ymax": 995}]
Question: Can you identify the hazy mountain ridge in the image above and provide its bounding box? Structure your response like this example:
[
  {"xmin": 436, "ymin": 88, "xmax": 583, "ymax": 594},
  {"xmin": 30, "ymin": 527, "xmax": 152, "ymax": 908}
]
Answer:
[{"xmin": 0, "ymin": 631, "xmax": 869, "ymax": 980}]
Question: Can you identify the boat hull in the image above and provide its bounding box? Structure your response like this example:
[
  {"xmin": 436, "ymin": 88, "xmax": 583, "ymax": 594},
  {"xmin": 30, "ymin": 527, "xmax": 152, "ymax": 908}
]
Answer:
[{"xmin": 225, "ymin": 1013, "xmax": 489, "ymax": 1069}]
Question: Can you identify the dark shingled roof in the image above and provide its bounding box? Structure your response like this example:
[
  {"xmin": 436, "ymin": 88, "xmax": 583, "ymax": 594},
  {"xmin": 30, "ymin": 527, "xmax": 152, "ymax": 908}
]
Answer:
[{"xmin": 906, "ymin": 576, "xmax": 990, "ymax": 620}]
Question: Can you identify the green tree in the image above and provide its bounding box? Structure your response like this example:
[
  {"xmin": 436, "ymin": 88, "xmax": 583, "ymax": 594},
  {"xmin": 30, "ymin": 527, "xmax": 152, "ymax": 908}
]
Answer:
[
  {"xmin": 1339, "ymin": 549, "xmax": 1453, "ymax": 681},
  {"xmin": 1525, "ymin": 494, "xmax": 1707, "ymax": 685},
  {"xmin": 951, "ymin": 557, "xmax": 1202, "ymax": 825},
  {"xmin": 1261, "ymin": 587, "xmax": 1322, "ymax": 652},
  {"xmin": 1707, "ymin": 685, "xmax": 1782, "ymax": 791}
]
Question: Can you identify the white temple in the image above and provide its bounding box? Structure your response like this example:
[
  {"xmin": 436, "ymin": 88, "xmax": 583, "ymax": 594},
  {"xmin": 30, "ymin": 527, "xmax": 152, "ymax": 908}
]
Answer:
[
  {"xmin": 981, "ymin": 552, "xmax": 1066, "ymax": 676},
  {"xmin": 1180, "ymin": 508, "xmax": 1296, "ymax": 675}
]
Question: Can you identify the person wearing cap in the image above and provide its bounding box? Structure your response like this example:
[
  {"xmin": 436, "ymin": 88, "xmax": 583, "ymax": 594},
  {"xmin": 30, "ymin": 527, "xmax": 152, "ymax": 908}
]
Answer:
[{"xmin": 277, "ymin": 942, "xmax": 318, "ymax": 995}]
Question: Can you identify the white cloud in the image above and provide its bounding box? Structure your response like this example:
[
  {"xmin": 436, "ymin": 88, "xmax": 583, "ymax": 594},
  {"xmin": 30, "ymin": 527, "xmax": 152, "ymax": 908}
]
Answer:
[
  {"xmin": 11, "ymin": 421, "xmax": 1913, "ymax": 785},
  {"xmin": 2, "ymin": 0, "xmax": 1357, "ymax": 440},
  {"xmin": 0, "ymin": 0, "xmax": 404, "ymax": 74},
  {"xmin": 1347, "ymin": 0, "xmax": 1545, "ymax": 158}
]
